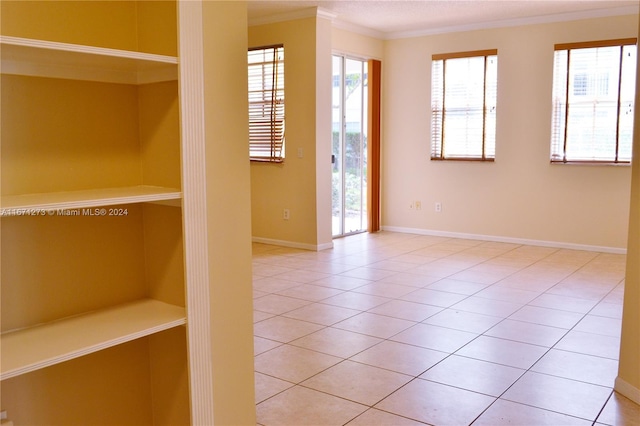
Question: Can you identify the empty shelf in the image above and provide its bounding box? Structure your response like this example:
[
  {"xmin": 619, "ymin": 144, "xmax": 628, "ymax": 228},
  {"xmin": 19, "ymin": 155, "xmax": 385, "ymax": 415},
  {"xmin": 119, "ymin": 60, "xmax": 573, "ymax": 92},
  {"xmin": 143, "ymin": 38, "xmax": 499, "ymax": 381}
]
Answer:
[{"xmin": 1, "ymin": 299, "xmax": 187, "ymax": 380}]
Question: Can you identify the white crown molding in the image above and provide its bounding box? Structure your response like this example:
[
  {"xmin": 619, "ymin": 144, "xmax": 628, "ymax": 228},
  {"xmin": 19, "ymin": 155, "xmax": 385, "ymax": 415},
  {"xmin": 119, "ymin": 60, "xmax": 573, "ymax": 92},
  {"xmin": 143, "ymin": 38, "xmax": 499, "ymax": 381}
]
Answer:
[
  {"xmin": 385, "ymin": 5, "xmax": 640, "ymax": 40},
  {"xmin": 248, "ymin": 6, "xmax": 336, "ymax": 27},
  {"xmin": 250, "ymin": 4, "xmax": 638, "ymax": 40},
  {"xmin": 332, "ymin": 18, "xmax": 386, "ymax": 40},
  {"xmin": 381, "ymin": 226, "xmax": 627, "ymax": 254},
  {"xmin": 317, "ymin": 7, "xmax": 337, "ymax": 22}
]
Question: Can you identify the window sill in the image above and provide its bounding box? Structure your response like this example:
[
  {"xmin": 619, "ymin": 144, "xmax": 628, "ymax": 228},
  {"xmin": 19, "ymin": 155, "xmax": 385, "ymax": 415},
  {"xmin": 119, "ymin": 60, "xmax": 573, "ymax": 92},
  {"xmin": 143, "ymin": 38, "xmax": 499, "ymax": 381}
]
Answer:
[
  {"xmin": 250, "ymin": 158, "xmax": 284, "ymax": 164},
  {"xmin": 550, "ymin": 160, "xmax": 631, "ymax": 166},
  {"xmin": 431, "ymin": 157, "xmax": 495, "ymax": 162}
]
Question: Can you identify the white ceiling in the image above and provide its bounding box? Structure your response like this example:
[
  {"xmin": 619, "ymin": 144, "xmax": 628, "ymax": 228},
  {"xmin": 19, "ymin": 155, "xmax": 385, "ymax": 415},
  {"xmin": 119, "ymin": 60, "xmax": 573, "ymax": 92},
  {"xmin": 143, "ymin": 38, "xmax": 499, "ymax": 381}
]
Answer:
[{"xmin": 247, "ymin": 0, "xmax": 639, "ymax": 39}]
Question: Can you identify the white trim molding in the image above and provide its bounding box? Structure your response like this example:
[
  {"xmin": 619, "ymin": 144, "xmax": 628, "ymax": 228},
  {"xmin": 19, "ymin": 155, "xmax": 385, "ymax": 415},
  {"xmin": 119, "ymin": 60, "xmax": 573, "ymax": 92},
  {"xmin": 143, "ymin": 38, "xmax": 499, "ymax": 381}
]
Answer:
[
  {"xmin": 381, "ymin": 226, "xmax": 627, "ymax": 254},
  {"xmin": 386, "ymin": 5, "xmax": 640, "ymax": 40},
  {"xmin": 248, "ymin": 3, "xmax": 638, "ymax": 40},
  {"xmin": 249, "ymin": 6, "xmax": 336, "ymax": 27},
  {"xmin": 252, "ymin": 236, "xmax": 334, "ymax": 251},
  {"xmin": 177, "ymin": 1, "xmax": 215, "ymax": 424},
  {"xmin": 615, "ymin": 377, "xmax": 640, "ymax": 405}
]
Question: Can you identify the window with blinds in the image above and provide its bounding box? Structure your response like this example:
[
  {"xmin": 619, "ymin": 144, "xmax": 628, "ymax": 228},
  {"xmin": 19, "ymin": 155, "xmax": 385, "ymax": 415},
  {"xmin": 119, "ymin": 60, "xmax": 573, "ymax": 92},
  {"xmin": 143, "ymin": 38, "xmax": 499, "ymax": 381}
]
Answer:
[
  {"xmin": 431, "ymin": 50, "xmax": 498, "ymax": 161},
  {"xmin": 551, "ymin": 39, "xmax": 637, "ymax": 164},
  {"xmin": 248, "ymin": 45, "xmax": 285, "ymax": 162}
]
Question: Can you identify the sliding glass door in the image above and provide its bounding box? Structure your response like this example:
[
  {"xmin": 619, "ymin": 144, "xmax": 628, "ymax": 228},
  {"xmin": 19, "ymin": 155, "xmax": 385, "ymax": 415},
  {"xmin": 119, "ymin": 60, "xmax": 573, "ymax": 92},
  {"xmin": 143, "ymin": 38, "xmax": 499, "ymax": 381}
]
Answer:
[{"xmin": 332, "ymin": 55, "xmax": 368, "ymax": 237}]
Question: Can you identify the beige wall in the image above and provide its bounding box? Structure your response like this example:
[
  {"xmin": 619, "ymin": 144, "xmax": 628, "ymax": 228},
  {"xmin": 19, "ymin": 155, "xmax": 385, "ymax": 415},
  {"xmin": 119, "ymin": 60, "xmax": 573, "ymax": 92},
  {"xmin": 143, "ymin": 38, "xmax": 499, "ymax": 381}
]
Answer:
[
  {"xmin": 332, "ymin": 26, "xmax": 384, "ymax": 60},
  {"xmin": 202, "ymin": 2, "xmax": 257, "ymax": 424},
  {"xmin": 249, "ymin": 16, "xmax": 332, "ymax": 249},
  {"xmin": 382, "ymin": 15, "xmax": 638, "ymax": 250}
]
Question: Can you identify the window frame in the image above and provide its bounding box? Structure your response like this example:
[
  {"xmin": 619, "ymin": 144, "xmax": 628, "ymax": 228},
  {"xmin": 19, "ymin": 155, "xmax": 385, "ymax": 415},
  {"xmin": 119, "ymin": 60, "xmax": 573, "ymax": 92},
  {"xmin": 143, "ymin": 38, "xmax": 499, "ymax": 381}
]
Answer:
[
  {"xmin": 248, "ymin": 44, "xmax": 285, "ymax": 163},
  {"xmin": 430, "ymin": 49, "xmax": 498, "ymax": 162},
  {"xmin": 550, "ymin": 38, "xmax": 637, "ymax": 165}
]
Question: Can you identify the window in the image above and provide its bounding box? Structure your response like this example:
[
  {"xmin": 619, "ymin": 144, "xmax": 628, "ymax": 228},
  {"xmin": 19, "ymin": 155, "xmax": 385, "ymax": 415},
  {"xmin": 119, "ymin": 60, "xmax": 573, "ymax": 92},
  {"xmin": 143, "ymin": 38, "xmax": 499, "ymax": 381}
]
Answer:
[
  {"xmin": 551, "ymin": 39, "xmax": 637, "ymax": 164},
  {"xmin": 431, "ymin": 49, "xmax": 498, "ymax": 161},
  {"xmin": 248, "ymin": 45, "xmax": 285, "ymax": 162}
]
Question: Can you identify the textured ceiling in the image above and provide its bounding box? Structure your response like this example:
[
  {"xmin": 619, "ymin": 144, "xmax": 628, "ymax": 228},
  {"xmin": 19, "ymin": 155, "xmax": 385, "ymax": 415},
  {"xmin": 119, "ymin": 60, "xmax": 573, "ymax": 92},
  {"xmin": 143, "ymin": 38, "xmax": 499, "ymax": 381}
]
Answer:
[{"xmin": 247, "ymin": 0, "xmax": 639, "ymax": 37}]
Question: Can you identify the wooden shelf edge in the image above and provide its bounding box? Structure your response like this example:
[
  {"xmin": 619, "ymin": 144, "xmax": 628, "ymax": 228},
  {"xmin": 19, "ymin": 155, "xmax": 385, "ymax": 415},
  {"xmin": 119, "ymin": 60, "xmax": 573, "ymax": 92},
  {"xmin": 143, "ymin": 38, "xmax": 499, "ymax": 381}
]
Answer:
[
  {"xmin": 1, "ymin": 36, "xmax": 178, "ymax": 84},
  {"xmin": 0, "ymin": 35, "xmax": 178, "ymax": 64},
  {"xmin": 1, "ymin": 299, "xmax": 186, "ymax": 381},
  {"xmin": 1, "ymin": 185, "xmax": 182, "ymax": 213}
]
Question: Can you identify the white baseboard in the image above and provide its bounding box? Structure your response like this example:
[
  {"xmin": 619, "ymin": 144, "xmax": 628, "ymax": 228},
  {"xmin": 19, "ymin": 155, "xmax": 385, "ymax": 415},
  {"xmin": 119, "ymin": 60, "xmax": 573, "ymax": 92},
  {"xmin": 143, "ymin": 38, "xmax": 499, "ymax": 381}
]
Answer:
[
  {"xmin": 381, "ymin": 226, "xmax": 627, "ymax": 254},
  {"xmin": 253, "ymin": 227, "xmax": 626, "ymax": 254},
  {"xmin": 252, "ymin": 236, "xmax": 334, "ymax": 251},
  {"xmin": 615, "ymin": 376, "xmax": 640, "ymax": 405}
]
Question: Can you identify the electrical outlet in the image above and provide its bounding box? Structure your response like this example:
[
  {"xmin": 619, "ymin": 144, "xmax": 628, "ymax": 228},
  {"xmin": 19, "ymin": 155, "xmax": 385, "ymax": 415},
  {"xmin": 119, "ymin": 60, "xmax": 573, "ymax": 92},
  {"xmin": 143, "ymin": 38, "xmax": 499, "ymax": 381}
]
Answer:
[
  {"xmin": 415, "ymin": 201, "xmax": 422, "ymax": 210},
  {"xmin": 283, "ymin": 209, "xmax": 290, "ymax": 220},
  {"xmin": 435, "ymin": 202, "xmax": 442, "ymax": 213}
]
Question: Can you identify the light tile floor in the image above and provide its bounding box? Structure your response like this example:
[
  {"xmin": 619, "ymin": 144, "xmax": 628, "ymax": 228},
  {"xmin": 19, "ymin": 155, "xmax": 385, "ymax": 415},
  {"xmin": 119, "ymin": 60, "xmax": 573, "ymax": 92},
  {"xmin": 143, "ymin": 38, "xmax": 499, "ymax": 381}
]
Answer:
[{"xmin": 253, "ymin": 232, "xmax": 640, "ymax": 425}]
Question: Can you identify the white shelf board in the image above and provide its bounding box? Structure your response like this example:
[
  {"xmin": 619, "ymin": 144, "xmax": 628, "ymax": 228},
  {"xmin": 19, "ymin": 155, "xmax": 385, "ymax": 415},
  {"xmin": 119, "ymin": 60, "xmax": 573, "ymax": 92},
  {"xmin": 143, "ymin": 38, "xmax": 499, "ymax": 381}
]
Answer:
[
  {"xmin": 1, "ymin": 299, "xmax": 186, "ymax": 380},
  {"xmin": 1, "ymin": 36, "xmax": 178, "ymax": 84},
  {"xmin": 1, "ymin": 185, "xmax": 182, "ymax": 213}
]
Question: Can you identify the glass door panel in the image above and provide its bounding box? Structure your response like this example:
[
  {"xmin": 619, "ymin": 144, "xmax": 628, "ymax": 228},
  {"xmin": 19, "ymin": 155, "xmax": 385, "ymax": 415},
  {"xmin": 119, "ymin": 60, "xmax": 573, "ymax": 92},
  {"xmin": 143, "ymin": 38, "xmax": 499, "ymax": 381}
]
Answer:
[
  {"xmin": 332, "ymin": 55, "xmax": 368, "ymax": 237},
  {"xmin": 332, "ymin": 56, "xmax": 344, "ymax": 236}
]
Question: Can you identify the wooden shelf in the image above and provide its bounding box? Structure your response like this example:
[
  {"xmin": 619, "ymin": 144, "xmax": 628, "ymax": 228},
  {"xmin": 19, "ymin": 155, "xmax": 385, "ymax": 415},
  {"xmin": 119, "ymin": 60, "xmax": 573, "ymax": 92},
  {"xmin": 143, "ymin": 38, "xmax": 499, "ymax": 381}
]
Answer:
[
  {"xmin": 0, "ymin": 36, "xmax": 178, "ymax": 84},
  {"xmin": 1, "ymin": 299, "xmax": 186, "ymax": 380},
  {"xmin": 1, "ymin": 185, "xmax": 182, "ymax": 213}
]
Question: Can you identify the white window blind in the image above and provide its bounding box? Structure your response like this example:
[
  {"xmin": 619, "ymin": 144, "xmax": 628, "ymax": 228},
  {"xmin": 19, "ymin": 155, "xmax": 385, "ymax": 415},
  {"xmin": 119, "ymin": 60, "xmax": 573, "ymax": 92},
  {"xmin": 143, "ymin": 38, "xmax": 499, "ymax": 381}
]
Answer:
[
  {"xmin": 431, "ymin": 50, "xmax": 498, "ymax": 161},
  {"xmin": 248, "ymin": 45, "xmax": 285, "ymax": 162},
  {"xmin": 551, "ymin": 39, "xmax": 637, "ymax": 164}
]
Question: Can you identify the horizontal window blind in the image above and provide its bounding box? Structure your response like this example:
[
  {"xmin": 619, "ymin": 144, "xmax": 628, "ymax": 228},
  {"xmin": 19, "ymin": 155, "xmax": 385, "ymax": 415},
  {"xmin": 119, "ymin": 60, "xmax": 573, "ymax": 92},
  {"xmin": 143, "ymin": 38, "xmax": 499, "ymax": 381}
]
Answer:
[
  {"xmin": 248, "ymin": 45, "xmax": 285, "ymax": 162},
  {"xmin": 431, "ymin": 50, "xmax": 497, "ymax": 161},
  {"xmin": 551, "ymin": 39, "xmax": 636, "ymax": 164}
]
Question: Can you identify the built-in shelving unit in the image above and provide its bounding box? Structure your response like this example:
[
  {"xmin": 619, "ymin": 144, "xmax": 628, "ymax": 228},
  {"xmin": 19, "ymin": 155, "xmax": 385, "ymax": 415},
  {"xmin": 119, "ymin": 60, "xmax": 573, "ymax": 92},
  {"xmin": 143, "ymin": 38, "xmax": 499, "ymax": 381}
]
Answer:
[{"xmin": 1, "ymin": 2, "xmax": 194, "ymax": 424}]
